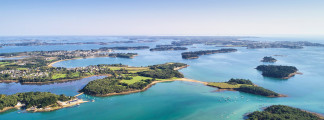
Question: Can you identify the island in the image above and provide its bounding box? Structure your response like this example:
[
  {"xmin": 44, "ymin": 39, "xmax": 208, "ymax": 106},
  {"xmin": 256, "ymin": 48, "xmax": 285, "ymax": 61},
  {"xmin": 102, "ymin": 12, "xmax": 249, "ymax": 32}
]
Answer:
[
  {"xmin": 246, "ymin": 105, "xmax": 324, "ymax": 120},
  {"xmin": 181, "ymin": 48, "xmax": 237, "ymax": 59},
  {"xmin": 79, "ymin": 63, "xmax": 190, "ymax": 96},
  {"xmin": 99, "ymin": 46, "xmax": 149, "ymax": 50},
  {"xmin": 256, "ymin": 65, "xmax": 300, "ymax": 79},
  {"xmin": 261, "ymin": 56, "xmax": 277, "ymax": 63},
  {"xmin": 207, "ymin": 79, "xmax": 284, "ymax": 97},
  {"xmin": 150, "ymin": 47, "xmax": 188, "ymax": 51},
  {"xmin": 0, "ymin": 40, "xmax": 157, "ymax": 47},
  {"xmin": 0, "ymin": 92, "xmax": 87, "ymax": 113}
]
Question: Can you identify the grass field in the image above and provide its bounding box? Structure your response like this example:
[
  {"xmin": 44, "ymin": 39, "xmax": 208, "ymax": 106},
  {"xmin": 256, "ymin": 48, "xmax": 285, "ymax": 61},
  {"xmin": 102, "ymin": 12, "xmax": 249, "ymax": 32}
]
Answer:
[
  {"xmin": 207, "ymin": 82, "xmax": 249, "ymax": 89},
  {"xmin": 52, "ymin": 73, "xmax": 67, "ymax": 79},
  {"xmin": 17, "ymin": 68, "xmax": 28, "ymax": 70},
  {"xmin": 0, "ymin": 62, "xmax": 9, "ymax": 65},
  {"xmin": 109, "ymin": 67, "xmax": 149, "ymax": 73},
  {"xmin": 121, "ymin": 76, "xmax": 152, "ymax": 85},
  {"xmin": 0, "ymin": 62, "xmax": 13, "ymax": 67},
  {"xmin": 70, "ymin": 72, "xmax": 80, "ymax": 78},
  {"xmin": 121, "ymin": 76, "xmax": 180, "ymax": 85}
]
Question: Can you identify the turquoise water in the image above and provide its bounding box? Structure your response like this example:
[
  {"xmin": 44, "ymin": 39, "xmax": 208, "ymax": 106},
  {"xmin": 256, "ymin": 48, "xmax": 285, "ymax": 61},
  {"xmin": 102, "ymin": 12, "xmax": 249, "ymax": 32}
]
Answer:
[{"xmin": 0, "ymin": 37, "xmax": 324, "ymax": 120}]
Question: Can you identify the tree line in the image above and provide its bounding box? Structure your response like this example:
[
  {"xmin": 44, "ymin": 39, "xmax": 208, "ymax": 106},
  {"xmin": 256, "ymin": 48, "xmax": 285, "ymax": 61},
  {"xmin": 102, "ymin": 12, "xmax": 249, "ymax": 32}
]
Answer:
[{"xmin": 0, "ymin": 92, "xmax": 72, "ymax": 110}]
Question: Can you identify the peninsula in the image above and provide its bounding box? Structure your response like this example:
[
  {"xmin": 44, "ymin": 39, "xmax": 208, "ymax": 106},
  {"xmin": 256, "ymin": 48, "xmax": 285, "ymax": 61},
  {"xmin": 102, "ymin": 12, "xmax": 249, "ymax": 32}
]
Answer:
[
  {"xmin": 181, "ymin": 48, "xmax": 237, "ymax": 59},
  {"xmin": 256, "ymin": 65, "xmax": 300, "ymax": 79},
  {"xmin": 207, "ymin": 79, "xmax": 284, "ymax": 97},
  {"xmin": 80, "ymin": 63, "xmax": 189, "ymax": 96},
  {"xmin": 0, "ymin": 92, "xmax": 87, "ymax": 113}
]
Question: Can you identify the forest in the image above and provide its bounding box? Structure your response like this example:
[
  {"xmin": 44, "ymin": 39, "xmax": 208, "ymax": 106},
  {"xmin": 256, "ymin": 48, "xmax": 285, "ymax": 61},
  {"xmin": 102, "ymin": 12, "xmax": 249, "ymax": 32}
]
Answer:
[
  {"xmin": 236, "ymin": 85, "xmax": 279, "ymax": 97},
  {"xmin": 80, "ymin": 77, "xmax": 154, "ymax": 95},
  {"xmin": 207, "ymin": 79, "xmax": 280, "ymax": 97},
  {"xmin": 247, "ymin": 105, "xmax": 321, "ymax": 120},
  {"xmin": 256, "ymin": 65, "xmax": 298, "ymax": 79},
  {"xmin": 0, "ymin": 92, "xmax": 72, "ymax": 110},
  {"xmin": 226, "ymin": 78, "xmax": 253, "ymax": 85}
]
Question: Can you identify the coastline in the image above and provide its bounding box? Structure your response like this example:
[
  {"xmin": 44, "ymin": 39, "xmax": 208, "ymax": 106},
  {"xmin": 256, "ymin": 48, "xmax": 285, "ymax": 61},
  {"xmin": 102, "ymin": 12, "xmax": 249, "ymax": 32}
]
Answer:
[
  {"xmin": 0, "ymin": 94, "xmax": 88, "ymax": 113},
  {"xmin": 244, "ymin": 106, "xmax": 324, "ymax": 119},
  {"xmin": 282, "ymin": 72, "xmax": 303, "ymax": 79},
  {"xmin": 26, "ymin": 99, "xmax": 88, "ymax": 112},
  {"xmin": 0, "ymin": 107, "xmax": 19, "ymax": 113},
  {"xmin": 207, "ymin": 84, "xmax": 287, "ymax": 98},
  {"xmin": 88, "ymin": 78, "xmax": 208, "ymax": 97}
]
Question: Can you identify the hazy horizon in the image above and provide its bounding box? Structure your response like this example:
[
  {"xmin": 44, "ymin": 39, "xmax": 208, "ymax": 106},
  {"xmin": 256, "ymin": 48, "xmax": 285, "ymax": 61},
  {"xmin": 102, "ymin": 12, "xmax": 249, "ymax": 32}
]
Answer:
[{"xmin": 1, "ymin": 0, "xmax": 324, "ymax": 36}]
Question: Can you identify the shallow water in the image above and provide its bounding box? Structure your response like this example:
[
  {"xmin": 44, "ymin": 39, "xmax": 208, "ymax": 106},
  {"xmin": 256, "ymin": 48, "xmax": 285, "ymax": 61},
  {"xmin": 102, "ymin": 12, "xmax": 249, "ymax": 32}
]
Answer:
[{"xmin": 0, "ymin": 36, "xmax": 324, "ymax": 120}]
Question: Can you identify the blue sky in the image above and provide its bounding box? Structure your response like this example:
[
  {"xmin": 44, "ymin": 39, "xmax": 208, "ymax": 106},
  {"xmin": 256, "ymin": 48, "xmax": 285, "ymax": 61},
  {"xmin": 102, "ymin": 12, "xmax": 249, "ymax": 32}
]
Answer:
[{"xmin": 0, "ymin": 0, "xmax": 324, "ymax": 36}]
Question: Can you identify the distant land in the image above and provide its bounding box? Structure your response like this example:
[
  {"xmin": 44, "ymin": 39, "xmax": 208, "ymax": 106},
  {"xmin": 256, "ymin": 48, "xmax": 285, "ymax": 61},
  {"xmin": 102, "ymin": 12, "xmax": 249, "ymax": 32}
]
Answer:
[{"xmin": 181, "ymin": 48, "xmax": 237, "ymax": 59}]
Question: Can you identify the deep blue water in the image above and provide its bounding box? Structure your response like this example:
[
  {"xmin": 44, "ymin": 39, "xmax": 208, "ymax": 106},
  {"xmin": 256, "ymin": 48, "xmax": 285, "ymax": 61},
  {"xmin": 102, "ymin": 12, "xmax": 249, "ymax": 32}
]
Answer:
[{"xmin": 0, "ymin": 36, "xmax": 324, "ymax": 120}]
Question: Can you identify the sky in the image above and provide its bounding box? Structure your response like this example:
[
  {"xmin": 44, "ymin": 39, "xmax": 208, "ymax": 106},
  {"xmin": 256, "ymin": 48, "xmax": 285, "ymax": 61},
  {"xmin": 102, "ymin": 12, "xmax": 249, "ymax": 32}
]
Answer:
[{"xmin": 0, "ymin": 0, "xmax": 324, "ymax": 36}]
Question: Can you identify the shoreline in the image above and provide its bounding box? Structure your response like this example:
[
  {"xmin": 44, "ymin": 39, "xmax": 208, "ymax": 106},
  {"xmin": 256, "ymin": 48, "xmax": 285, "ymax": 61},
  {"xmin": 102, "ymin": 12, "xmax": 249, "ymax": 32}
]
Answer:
[
  {"xmin": 207, "ymin": 84, "xmax": 287, "ymax": 98},
  {"xmin": 0, "ymin": 94, "xmax": 88, "ymax": 113},
  {"xmin": 0, "ymin": 106, "xmax": 19, "ymax": 113},
  {"xmin": 26, "ymin": 99, "xmax": 88, "ymax": 112},
  {"xmin": 0, "ymin": 74, "xmax": 110, "ymax": 85},
  {"xmin": 47, "ymin": 55, "xmax": 136, "ymax": 67},
  {"xmin": 244, "ymin": 106, "xmax": 324, "ymax": 119},
  {"xmin": 88, "ymin": 78, "xmax": 208, "ymax": 97},
  {"xmin": 282, "ymin": 71, "xmax": 303, "ymax": 79}
]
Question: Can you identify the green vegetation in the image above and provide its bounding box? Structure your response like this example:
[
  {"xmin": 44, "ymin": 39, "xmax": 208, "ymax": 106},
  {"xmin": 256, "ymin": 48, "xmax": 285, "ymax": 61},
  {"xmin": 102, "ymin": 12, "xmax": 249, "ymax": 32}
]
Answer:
[
  {"xmin": 137, "ymin": 63, "xmax": 186, "ymax": 79},
  {"xmin": 0, "ymin": 62, "xmax": 9, "ymax": 65},
  {"xmin": 256, "ymin": 65, "xmax": 298, "ymax": 79},
  {"xmin": 0, "ymin": 92, "xmax": 72, "ymax": 110},
  {"xmin": 150, "ymin": 47, "xmax": 188, "ymax": 51},
  {"xmin": 236, "ymin": 85, "xmax": 279, "ymax": 97},
  {"xmin": 80, "ymin": 78, "xmax": 128, "ymax": 95},
  {"xmin": 207, "ymin": 79, "xmax": 281, "ymax": 97},
  {"xmin": 207, "ymin": 82, "xmax": 244, "ymax": 89},
  {"xmin": 0, "ymin": 62, "xmax": 122, "ymax": 83},
  {"xmin": 181, "ymin": 48, "xmax": 237, "ymax": 59},
  {"xmin": 247, "ymin": 105, "xmax": 321, "ymax": 120},
  {"xmin": 108, "ymin": 53, "xmax": 138, "ymax": 58},
  {"xmin": 227, "ymin": 78, "xmax": 253, "ymax": 85},
  {"xmin": 80, "ymin": 63, "xmax": 188, "ymax": 96},
  {"xmin": 51, "ymin": 73, "xmax": 67, "ymax": 79},
  {"xmin": 80, "ymin": 77, "xmax": 155, "ymax": 95},
  {"xmin": 261, "ymin": 56, "xmax": 277, "ymax": 63},
  {"xmin": 121, "ymin": 76, "xmax": 152, "ymax": 85}
]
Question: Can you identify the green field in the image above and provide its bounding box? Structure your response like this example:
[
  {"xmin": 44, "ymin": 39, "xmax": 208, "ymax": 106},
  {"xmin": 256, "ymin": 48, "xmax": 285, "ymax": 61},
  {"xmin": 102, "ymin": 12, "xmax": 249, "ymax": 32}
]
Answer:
[
  {"xmin": 155, "ymin": 77, "xmax": 179, "ymax": 81},
  {"xmin": 121, "ymin": 76, "xmax": 179, "ymax": 85},
  {"xmin": 207, "ymin": 82, "xmax": 249, "ymax": 89},
  {"xmin": 109, "ymin": 67, "xmax": 149, "ymax": 73},
  {"xmin": 70, "ymin": 72, "xmax": 80, "ymax": 78},
  {"xmin": 0, "ymin": 62, "xmax": 9, "ymax": 65},
  {"xmin": 52, "ymin": 73, "xmax": 67, "ymax": 79},
  {"xmin": 121, "ymin": 76, "xmax": 152, "ymax": 85},
  {"xmin": 17, "ymin": 68, "xmax": 28, "ymax": 70},
  {"xmin": 0, "ymin": 62, "xmax": 10, "ymax": 67}
]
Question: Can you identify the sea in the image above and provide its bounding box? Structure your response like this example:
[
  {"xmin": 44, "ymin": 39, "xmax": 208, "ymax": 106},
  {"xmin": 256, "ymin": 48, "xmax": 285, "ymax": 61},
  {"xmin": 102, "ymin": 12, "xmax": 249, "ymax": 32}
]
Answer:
[{"xmin": 0, "ymin": 36, "xmax": 324, "ymax": 120}]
